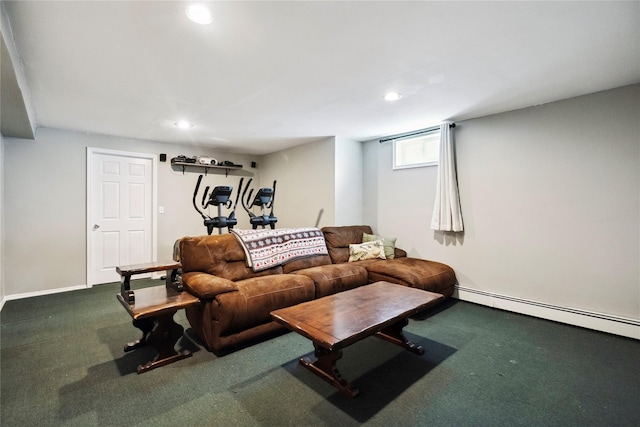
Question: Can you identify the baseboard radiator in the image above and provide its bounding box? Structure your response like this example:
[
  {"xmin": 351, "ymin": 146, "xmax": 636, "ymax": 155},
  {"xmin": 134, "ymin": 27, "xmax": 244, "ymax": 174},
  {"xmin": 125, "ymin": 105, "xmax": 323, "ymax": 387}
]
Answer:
[{"xmin": 454, "ymin": 285, "xmax": 639, "ymax": 340}]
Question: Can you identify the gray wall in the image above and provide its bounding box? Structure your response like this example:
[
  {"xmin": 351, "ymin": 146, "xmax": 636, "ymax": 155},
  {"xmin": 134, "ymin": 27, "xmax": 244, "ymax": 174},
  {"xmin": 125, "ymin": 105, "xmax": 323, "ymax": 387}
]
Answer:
[
  {"xmin": 363, "ymin": 84, "xmax": 640, "ymax": 321},
  {"xmin": 3, "ymin": 84, "xmax": 638, "ymax": 331},
  {"xmin": 259, "ymin": 137, "xmax": 336, "ymax": 228},
  {"xmin": 0, "ymin": 133, "xmax": 4, "ymax": 304},
  {"xmin": 3, "ymin": 128, "xmax": 258, "ymax": 295},
  {"xmin": 334, "ymin": 136, "xmax": 363, "ymax": 226},
  {"xmin": 258, "ymin": 136, "xmax": 364, "ymax": 228}
]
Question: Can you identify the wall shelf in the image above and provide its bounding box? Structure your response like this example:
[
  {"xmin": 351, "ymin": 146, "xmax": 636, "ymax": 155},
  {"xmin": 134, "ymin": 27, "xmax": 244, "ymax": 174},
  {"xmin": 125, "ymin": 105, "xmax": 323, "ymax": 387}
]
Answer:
[{"xmin": 171, "ymin": 161, "xmax": 243, "ymax": 177}]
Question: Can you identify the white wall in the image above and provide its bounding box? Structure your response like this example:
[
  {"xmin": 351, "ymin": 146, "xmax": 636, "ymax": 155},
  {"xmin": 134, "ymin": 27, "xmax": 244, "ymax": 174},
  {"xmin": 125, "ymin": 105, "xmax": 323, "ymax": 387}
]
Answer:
[
  {"xmin": 258, "ymin": 137, "xmax": 336, "ymax": 228},
  {"xmin": 363, "ymin": 84, "xmax": 640, "ymax": 335},
  {"xmin": 3, "ymin": 127, "xmax": 258, "ymax": 296}
]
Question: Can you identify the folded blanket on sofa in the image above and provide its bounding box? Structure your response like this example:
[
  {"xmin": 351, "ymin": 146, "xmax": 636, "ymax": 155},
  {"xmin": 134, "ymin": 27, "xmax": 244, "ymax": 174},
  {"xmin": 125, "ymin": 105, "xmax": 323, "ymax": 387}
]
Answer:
[{"xmin": 231, "ymin": 227, "xmax": 329, "ymax": 272}]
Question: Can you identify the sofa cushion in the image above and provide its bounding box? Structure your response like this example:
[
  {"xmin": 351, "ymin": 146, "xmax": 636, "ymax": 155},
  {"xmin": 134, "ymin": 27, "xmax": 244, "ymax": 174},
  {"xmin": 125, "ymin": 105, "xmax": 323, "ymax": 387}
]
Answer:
[
  {"xmin": 362, "ymin": 232, "xmax": 397, "ymax": 259},
  {"xmin": 322, "ymin": 225, "xmax": 373, "ymax": 264},
  {"xmin": 214, "ymin": 274, "xmax": 315, "ymax": 335},
  {"xmin": 282, "ymin": 254, "xmax": 331, "ymax": 273},
  {"xmin": 293, "ymin": 263, "xmax": 368, "ymax": 298},
  {"xmin": 366, "ymin": 257, "xmax": 457, "ymax": 296}
]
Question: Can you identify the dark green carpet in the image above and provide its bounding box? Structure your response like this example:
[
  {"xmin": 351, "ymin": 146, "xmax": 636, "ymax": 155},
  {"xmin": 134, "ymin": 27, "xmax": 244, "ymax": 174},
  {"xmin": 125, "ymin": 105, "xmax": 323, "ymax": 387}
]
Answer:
[{"xmin": 1, "ymin": 279, "xmax": 638, "ymax": 426}]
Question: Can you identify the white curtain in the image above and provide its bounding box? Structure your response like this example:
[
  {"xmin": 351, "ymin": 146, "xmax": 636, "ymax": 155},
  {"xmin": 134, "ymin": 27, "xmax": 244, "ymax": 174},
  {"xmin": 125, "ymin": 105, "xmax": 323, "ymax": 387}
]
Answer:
[{"xmin": 431, "ymin": 122, "xmax": 464, "ymax": 232}]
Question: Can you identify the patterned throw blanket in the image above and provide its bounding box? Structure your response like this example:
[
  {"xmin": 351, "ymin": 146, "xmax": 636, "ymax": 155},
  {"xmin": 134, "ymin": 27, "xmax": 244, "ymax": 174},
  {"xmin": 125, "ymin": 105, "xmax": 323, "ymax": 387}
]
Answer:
[{"xmin": 230, "ymin": 227, "xmax": 329, "ymax": 272}]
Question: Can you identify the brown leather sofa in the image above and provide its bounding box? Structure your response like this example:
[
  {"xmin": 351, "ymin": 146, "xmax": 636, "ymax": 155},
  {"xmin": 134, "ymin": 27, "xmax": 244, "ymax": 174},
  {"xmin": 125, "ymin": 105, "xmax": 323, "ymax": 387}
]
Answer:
[{"xmin": 180, "ymin": 225, "xmax": 456, "ymax": 354}]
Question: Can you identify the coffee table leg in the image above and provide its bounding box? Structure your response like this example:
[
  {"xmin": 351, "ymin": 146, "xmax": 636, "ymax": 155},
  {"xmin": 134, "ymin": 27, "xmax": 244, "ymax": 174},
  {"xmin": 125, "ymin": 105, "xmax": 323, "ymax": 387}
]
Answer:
[
  {"xmin": 376, "ymin": 318, "xmax": 425, "ymax": 355},
  {"xmin": 300, "ymin": 343, "xmax": 360, "ymax": 398}
]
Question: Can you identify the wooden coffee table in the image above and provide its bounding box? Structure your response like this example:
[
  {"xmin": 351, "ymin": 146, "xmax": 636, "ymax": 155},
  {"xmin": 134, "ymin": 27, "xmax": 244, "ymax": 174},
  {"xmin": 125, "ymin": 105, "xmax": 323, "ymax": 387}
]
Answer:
[{"xmin": 271, "ymin": 281, "xmax": 444, "ymax": 397}]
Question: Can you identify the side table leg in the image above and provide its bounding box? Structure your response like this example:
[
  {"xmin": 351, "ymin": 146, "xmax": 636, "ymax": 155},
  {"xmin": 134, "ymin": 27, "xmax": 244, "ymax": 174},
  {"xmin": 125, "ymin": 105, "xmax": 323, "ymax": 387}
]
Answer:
[
  {"xmin": 300, "ymin": 343, "xmax": 359, "ymax": 398},
  {"xmin": 376, "ymin": 318, "xmax": 425, "ymax": 355},
  {"xmin": 124, "ymin": 317, "xmax": 154, "ymax": 352},
  {"xmin": 136, "ymin": 311, "xmax": 192, "ymax": 374}
]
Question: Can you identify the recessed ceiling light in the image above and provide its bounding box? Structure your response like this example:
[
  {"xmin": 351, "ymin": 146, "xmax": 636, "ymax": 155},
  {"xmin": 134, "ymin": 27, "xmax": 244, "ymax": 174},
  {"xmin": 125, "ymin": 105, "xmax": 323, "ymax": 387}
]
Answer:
[
  {"xmin": 175, "ymin": 120, "xmax": 193, "ymax": 129},
  {"xmin": 384, "ymin": 92, "xmax": 402, "ymax": 101},
  {"xmin": 186, "ymin": 4, "xmax": 213, "ymax": 25}
]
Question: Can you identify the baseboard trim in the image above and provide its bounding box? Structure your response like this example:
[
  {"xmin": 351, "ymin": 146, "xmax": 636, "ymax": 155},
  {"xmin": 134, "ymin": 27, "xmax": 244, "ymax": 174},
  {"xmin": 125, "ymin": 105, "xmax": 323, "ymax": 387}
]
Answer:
[
  {"xmin": 1, "ymin": 284, "xmax": 89, "ymax": 308},
  {"xmin": 0, "ymin": 276, "xmax": 164, "ymax": 312},
  {"xmin": 454, "ymin": 285, "xmax": 640, "ymax": 340}
]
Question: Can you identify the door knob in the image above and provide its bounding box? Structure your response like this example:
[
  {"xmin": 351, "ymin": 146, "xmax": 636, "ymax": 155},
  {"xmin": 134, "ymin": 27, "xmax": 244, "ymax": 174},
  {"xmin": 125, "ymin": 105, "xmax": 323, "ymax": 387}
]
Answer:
[{"xmin": 93, "ymin": 224, "xmax": 100, "ymax": 230}]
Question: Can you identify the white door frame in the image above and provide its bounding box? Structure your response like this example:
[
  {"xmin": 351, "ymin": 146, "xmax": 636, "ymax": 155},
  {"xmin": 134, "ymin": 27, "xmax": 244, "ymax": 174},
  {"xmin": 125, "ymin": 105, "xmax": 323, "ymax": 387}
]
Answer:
[{"xmin": 86, "ymin": 147, "xmax": 158, "ymax": 286}]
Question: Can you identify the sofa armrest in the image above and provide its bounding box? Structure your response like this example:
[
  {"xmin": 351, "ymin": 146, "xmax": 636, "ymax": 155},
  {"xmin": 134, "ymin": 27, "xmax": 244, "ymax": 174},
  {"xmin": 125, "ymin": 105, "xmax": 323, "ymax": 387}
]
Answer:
[
  {"xmin": 394, "ymin": 247, "xmax": 407, "ymax": 258},
  {"xmin": 182, "ymin": 272, "xmax": 238, "ymax": 299}
]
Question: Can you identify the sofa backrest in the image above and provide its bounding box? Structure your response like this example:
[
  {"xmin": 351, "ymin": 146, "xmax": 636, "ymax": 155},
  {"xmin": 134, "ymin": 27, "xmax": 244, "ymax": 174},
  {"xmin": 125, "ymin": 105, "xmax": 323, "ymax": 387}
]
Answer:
[
  {"xmin": 282, "ymin": 253, "xmax": 332, "ymax": 273},
  {"xmin": 179, "ymin": 234, "xmax": 283, "ymax": 281},
  {"xmin": 321, "ymin": 225, "xmax": 373, "ymax": 264}
]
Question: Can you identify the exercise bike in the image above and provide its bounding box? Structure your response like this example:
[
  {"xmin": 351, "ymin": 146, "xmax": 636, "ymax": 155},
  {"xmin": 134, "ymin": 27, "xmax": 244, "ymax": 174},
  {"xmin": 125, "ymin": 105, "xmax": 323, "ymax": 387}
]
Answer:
[
  {"xmin": 240, "ymin": 178, "xmax": 278, "ymax": 229},
  {"xmin": 192, "ymin": 175, "xmax": 242, "ymax": 235}
]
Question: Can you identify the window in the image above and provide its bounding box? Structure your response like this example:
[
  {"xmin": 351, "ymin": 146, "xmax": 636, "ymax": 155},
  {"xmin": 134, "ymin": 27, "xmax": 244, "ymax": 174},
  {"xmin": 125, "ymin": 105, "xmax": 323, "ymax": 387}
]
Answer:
[{"xmin": 392, "ymin": 131, "xmax": 440, "ymax": 169}]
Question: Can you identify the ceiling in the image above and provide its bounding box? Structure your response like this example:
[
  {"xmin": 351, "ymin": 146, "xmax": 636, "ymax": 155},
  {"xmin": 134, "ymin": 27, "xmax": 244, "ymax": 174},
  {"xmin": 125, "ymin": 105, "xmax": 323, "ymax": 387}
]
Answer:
[{"xmin": 2, "ymin": 1, "xmax": 639, "ymax": 155}]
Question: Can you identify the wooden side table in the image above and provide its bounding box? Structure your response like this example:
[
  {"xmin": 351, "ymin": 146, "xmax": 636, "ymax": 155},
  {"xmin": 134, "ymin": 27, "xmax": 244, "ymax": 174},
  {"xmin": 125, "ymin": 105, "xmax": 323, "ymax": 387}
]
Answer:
[
  {"xmin": 116, "ymin": 261, "xmax": 199, "ymax": 374},
  {"xmin": 116, "ymin": 260, "xmax": 182, "ymax": 304}
]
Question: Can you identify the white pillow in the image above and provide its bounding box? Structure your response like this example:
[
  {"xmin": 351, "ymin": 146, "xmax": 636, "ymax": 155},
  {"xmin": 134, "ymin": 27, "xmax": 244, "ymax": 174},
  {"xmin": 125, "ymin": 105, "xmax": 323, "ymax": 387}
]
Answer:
[{"xmin": 348, "ymin": 240, "xmax": 386, "ymax": 262}]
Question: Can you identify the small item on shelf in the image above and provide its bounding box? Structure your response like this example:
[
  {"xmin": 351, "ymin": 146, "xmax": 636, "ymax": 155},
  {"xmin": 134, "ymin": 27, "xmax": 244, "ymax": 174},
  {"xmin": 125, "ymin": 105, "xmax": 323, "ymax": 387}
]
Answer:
[
  {"xmin": 220, "ymin": 160, "xmax": 243, "ymax": 168},
  {"xmin": 171, "ymin": 155, "xmax": 187, "ymax": 164},
  {"xmin": 172, "ymin": 155, "xmax": 197, "ymax": 164},
  {"xmin": 196, "ymin": 156, "xmax": 217, "ymax": 165}
]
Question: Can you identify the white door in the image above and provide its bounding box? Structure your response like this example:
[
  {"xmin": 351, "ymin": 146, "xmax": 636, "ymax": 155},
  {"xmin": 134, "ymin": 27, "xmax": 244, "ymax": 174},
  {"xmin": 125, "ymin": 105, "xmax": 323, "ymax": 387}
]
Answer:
[{"xmin": 87, "ymin": 148, "xmax": 157, "ymax": 285}]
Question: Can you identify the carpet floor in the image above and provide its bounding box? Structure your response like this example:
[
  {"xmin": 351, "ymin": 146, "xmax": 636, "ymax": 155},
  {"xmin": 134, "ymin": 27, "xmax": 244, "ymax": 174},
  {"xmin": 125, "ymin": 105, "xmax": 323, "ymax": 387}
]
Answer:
[{"xmin": 1, "ymin": 279, "xmax": 638, "ymax": 426}]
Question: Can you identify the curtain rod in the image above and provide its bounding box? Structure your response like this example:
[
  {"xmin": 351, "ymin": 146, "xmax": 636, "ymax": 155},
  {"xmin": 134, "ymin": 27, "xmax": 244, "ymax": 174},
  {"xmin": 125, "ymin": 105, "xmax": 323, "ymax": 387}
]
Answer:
[{"xmin": 379, "ymin": 123, "xmax": 455, "ymax": 144}]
